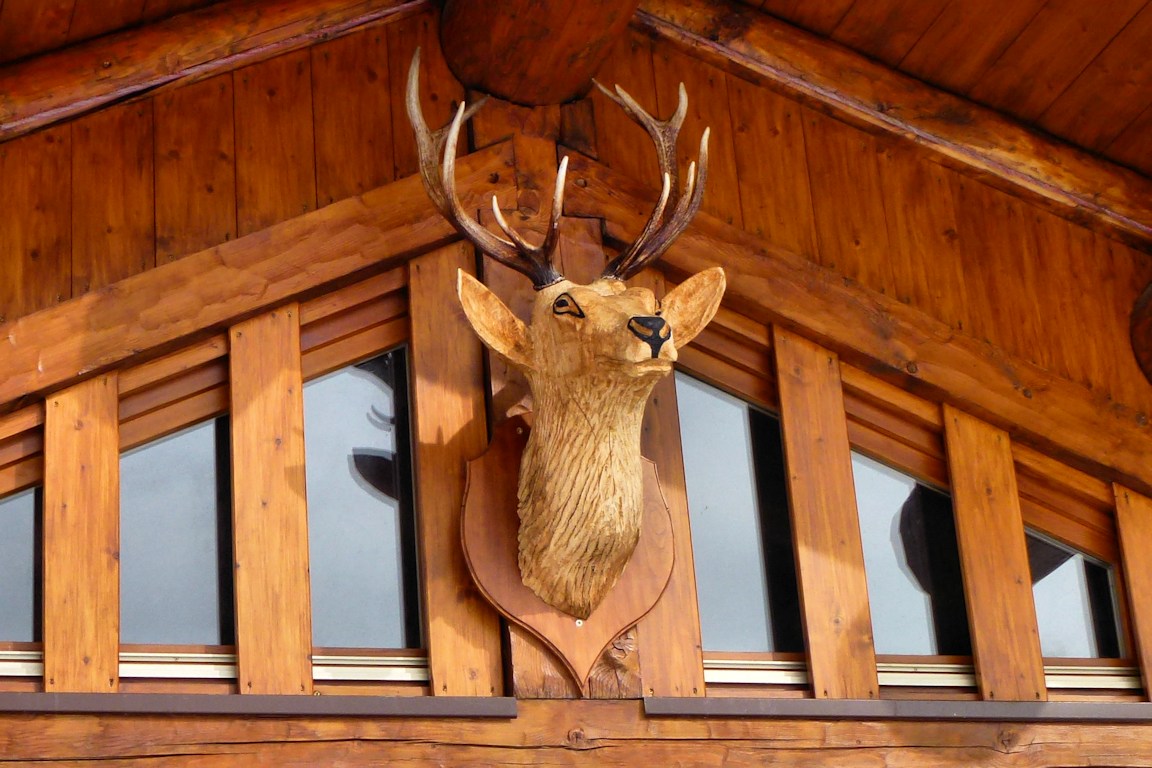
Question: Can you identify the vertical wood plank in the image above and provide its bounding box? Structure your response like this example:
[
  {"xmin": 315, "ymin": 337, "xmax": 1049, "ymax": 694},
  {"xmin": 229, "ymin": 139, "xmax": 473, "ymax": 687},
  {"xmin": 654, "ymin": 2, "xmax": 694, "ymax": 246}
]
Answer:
[
  {"xmin": 773, "ymin": 327, "xmax": 877, "ymax": 700},
  {"xmin": 43, "ymin": 374, "xmax": 119, "ymax": 693},
  {"xmin": 234, "ymin": 51, "xmax": 316, "ymax": 237},
  {"xmin": 229, "ymin": 305, "xmax": 312, "ymax": 695},
  {"xmin": 944, "ymin": 404, "xmax": 1046, "ymax": 701},
  {"xmin": 153, "ymin": 74, "xmax": 237, "ymax": 265},
  {"xmin": 0, "ymin": 126, "xmax": 71, "ymax": 323},
  {"xmin": 66, "ymin": 0, "xmax": 147, "ymax": 43},
  {"xmin": 1113, "ymin": 484, "xmax": 1152, "ymax": 696},
  {"xmin": 312, "ymin": 27, "xmax": 395, "ymax": 206},
  {"xmin": 0, "ymin": 0, "xmax": 73, "ymax": 64},
  {"xmin": 409, "ymin": 243, "xmax": 503, "ymax": 696},
  {"xmin": 591, "ymin": 33, "xmax": 660, "ymax": 185},
  {"xmin": 71, "ymin": 102, "xmax": 155, "ymax": 295},
  {"xmin": 637, "ymin": 269, "xmax": 706, "ymax": 698}
]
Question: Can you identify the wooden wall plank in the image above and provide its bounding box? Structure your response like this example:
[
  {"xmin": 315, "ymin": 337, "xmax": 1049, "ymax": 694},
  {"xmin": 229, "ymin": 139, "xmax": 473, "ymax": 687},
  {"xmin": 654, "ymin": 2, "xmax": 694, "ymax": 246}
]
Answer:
[
  {"xmin": 1113, "ymin": 484, "xmax": 1152, "ymax": 695},
  {"xmin": 0, "ymin": 0, "xmax": 73, "ymax": 64},
  {"xmin": 408, "ymin": 243, "xmax": 502, "ymax": 696},
  {"xmin": 0, "ymin": 126, "xmax": 71, "ymax": 322},
  {"xmin": 590, "ymin": 34, "xmax": 660, "ymax": 185},
  {"xmin": 43, "ymin": 374, "xmax": 119, "ymax": 692},
  {"xmin": 773, "ymin": 327, "xmax": 877, "ymax": 699},
  {"xmin": 829, "ymin": 0, "xmax": 947, "ymax": 65},
  {"xmin": 728, "ymin": 74, "xmax": 817, "ymax": 259},
  {"xmin": 71, "ymin": 103, "xmax": 155, "ymax": 295},
  {"xmin": 944, "ymin": 405, "xmax": 1046, "ymax": 701},
  {"xmin": 386, "ymin": 8, "xmax": 462, "ymax": 180},
  {"xmin": 312, "ymin": 27, "xmax": 395, "ymax": 206},
  {"xmin": 234, "ymin": 51, "xmax": 316, "ymax": 237},
  {"xmin": 153, "ymin": 74, "xmax": 237, "ymax": 265},
  {"xmin": 66, "ymin": 0, "xmax": 147, "ymax": 43},
  {"xmin": 229, "ymin": 305, "xmax": 312, "ymax": 695}
]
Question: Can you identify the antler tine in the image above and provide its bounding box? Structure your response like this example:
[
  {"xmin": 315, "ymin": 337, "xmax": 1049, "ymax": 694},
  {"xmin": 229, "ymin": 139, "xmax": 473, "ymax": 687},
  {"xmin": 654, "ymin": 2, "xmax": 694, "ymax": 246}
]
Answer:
[
  {"xmin": 594, "ymin": 79, "xmax": 709, "ymax": 280},
  {"xmin": 406, "ymin": 49, "xmax": 563, "ymax": 289}
]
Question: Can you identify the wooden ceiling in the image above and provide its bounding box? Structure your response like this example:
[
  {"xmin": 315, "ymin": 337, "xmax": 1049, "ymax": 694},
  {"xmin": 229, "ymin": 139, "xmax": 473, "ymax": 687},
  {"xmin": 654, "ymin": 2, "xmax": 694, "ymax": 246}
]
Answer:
[
  {"xmin": 0, "ymin": 0, "xmax": 1148, "ymax": 180},
  {"xmin": 738, "ymin": 0, "xmax": 1152, "ymax": 179}
]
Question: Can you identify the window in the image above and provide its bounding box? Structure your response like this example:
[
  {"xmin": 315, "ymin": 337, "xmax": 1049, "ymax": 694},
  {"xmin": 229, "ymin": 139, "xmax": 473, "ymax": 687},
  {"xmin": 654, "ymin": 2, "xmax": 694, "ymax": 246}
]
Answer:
[
  {"xmin": 304, "ymin": 346, "xmax": 419, "ymax": 649},
  {"xmin": 1027, "ymin": 530, "xmax": 1121, "ymax": 659},
  {"xmin": 675, "ymin": 372, "xmax": 802, "ymax": 653},
  {"xmin": 0, "ymin": 487, "xmax": 40, "ymax": 643},
  {"xmin": 120, "ymin": 418, "xmax": 234, "ymax": 645},
  {"xmin": 853, "ymin": 452, "xmax": 970, "ymax": 656}
]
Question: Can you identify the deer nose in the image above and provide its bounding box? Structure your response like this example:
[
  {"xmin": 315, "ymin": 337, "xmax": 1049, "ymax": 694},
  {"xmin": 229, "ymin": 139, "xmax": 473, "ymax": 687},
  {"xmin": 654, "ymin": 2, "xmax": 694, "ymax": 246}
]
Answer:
[{"xmin": 628, "ymin": 316, "xmax": 671, "ymax": 358}]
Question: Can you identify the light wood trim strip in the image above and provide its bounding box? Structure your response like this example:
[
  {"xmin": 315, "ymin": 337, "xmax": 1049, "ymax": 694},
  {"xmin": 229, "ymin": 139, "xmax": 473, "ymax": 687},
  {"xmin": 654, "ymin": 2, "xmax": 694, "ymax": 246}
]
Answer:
[
  {"xmin": 1113, "ymin": 485, "xmax": 1152, "ymax": 695},
  {"xmin": 563, "ymin": 151, "xmax": 1152, "ymax": 498},
  {"xmin": 229, "ymin": 306, "xmax": 312, "ymax": 695},
  {"xmin": 944, "ymin": 405, "xmax": 1046, "ymax": 701},
  {"xmin": 43, "ymin": 374, "xmax": 120, "ymax": 692},
  {"xmin": 0, "ymin": 141, "xmax": 513, "ymax": 412},
  {"xmin": 773, "ymin": 327, "xmax": 877, "ymax": 699},
  {"xmin": 0, "ymin": 0, "xmax": 430, "ymax": 144},
  {"xmin": 635, "ymin": 0, "xmax": 1152, "ymax": 251},
  {"xmin": 408, "ymin": 243, "xmax": 502, "ymax": 696}
]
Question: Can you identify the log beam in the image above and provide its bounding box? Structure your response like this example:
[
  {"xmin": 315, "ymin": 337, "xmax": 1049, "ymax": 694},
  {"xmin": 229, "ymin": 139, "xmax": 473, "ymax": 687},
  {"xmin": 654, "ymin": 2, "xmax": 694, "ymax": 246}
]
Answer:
[
  {"xmin": 0, "ymin": 0, "xmax": 429, "ymax": 144},
  {"xmin": 0, "ymin": 140, "xmax": 514, "ymax": 412},
  {"xmin": 561, "ymin": 151, "xmax": 1152, "ymax": 497},
  {"xmin": 635, "ymin": 0, "xmax": 1152, "ymax": 255}
]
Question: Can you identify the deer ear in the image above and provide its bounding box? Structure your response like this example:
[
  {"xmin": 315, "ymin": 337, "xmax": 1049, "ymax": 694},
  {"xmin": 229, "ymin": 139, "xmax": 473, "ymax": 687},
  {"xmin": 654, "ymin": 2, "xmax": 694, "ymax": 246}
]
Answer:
[
  {"xmin": 457, "ymin": 270, "xmax": 533, "ymax": 369},
  {"xmin": 662, "ymin": 267, "xmax": 726, "ymax": 350}
]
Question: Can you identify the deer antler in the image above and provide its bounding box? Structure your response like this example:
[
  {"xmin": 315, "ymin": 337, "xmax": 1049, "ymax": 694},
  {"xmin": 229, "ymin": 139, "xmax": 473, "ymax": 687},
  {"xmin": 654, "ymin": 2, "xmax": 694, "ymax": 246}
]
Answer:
[
  {"xmin": 594, "ymin": 82, "xmax": 710, "ymax": 282},
  {"xmin": 406, "ymin": 49, "xmax": 565, "ymax": 289}
]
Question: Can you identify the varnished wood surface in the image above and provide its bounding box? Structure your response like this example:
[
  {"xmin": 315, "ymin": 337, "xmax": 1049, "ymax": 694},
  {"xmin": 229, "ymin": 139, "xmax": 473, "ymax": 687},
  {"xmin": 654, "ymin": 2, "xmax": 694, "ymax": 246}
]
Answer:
[
  {"xmin": 1113, "ymin": 485, "xmax": 1152, "ymax": 696},
  {"xmin": 944, "ymin": 406, "xmax": 1046, "ymax": 702},
  {"xmin": 228, "ymin": 307, "xmax": 312, "ymax": 695},
  {"xmin": 773, "ymin": 328, "xmax": 877, "ymax": 700},
  {"xmin": 43, "ymin": 375, "xmax": 120, "ymax": 692}
]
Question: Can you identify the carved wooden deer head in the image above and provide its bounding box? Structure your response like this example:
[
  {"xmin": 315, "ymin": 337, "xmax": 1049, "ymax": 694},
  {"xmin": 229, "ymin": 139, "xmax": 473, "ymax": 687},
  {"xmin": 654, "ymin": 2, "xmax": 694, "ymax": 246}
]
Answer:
[{"xmin": 408, "ymin": 51, "xmax": 725, "ymax": 619}]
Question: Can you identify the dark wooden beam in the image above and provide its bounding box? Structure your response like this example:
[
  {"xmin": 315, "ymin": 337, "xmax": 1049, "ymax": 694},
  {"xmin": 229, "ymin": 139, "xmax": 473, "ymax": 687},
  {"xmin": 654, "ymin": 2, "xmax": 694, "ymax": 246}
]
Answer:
[
  {"xmin": 561, "ymin": 151, "xmax": 1152, "ymax": 497},
  {"xmin": 635, "ymin": 0, "xmax": 1152, "ymax": 255},
  {"xmin": 0, "ymin": 141, "xmax": 514, "ymax": 411},
  {"xmin": 440, "ymin": 0, "xmax": 640, "ymax": 105},
  {"xmin": 0, "ymin": 0, "xmax": 429, "ymax": 144}
]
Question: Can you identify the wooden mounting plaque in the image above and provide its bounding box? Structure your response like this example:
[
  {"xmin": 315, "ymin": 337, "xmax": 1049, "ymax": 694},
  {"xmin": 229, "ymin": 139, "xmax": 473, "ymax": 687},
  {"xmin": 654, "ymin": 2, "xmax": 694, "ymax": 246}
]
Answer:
[{"xmin": 461, "ymin": 415, "xmax": 675, "ymax": 696}]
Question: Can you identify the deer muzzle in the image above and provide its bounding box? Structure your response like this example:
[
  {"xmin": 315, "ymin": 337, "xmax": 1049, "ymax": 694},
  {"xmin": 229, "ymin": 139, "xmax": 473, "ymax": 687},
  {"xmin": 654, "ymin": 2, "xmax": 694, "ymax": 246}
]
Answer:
[{"xmin": 628, "ymin": 316, "xmax": 671, "ymax": 358}]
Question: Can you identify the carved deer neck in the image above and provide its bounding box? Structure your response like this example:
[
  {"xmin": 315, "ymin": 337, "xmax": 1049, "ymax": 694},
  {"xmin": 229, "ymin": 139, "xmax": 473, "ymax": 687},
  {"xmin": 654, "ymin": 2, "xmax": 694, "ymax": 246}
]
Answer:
[{"xmin": 409, "ymin": 50, "xmax": 725, "ymax": 618}]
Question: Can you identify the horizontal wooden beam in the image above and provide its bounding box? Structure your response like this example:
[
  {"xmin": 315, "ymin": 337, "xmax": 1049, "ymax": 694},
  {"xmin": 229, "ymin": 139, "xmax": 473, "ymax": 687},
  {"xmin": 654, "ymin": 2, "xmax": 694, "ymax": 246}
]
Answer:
[
  {"xmin": 0, "ymin": 0, "xmax": 428, "ymax": 144},
  {"xmin": 0, "ymin": 140, "xmax": 514, "ymax": 411},
  {"xmin": 635, "ymin": 0, "xmax": 1152, "ymax": 254},
  {"xmin": 561, "ymin": 151, "xmax": 1152, "ymax": 496}
]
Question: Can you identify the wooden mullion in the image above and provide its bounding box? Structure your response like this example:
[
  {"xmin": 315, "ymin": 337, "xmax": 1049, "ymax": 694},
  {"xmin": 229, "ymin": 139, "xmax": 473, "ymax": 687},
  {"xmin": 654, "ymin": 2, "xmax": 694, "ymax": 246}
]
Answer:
[
  {"xmin": 408, "ymin": 242, "xmax": 502, "ymax": 696},
  {"xmin": 43, "ymin": 374, "xmax": 120, "ymax": 692},
  {"xmin": 1113, "ymin": 485, "xmax": 1152, "ymax": 693},
  {"xmin": 229, "ymin": 305, "xmax": 312, "ymax": 695},
  {"xmin": 944, "ymin": 405, "xmax": 1046, "ymax": 701},
  {"xmin": 772, "ymin": 327, "xmax": 877, "ymax": 699}
]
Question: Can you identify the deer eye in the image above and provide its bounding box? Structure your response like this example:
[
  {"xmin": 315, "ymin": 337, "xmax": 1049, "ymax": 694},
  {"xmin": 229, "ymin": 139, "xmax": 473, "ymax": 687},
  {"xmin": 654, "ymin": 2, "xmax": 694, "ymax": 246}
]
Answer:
[{"xmin": 552, "ymin": 293, "xmax": 585, "ymax": 318}]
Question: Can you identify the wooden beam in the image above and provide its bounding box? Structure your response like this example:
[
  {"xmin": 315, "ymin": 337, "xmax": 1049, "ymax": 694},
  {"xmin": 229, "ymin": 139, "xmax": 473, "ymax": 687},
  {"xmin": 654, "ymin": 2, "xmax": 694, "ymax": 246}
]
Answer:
[
  {"xmin": 561, "ymin": 151, "xmax": 1152, "ymax": 497},
  {"xmin": 0, "ymin": 0, "xmax": 429, "ymax": 144},
  {"xmin": 773, "ymin": 328, "xmax": 877, "ymax": 700},
  {"xmin": 0, "ymin": 140, "xmax": 513, "ymax": 412},
  {"xmin": 635, "ymin": 0, "xmax": 1152, "ymax": 254},
  {"xmin": 43, "ymin": 374, "xmax": 120, "ymax": 693},
  {"xmin": 944, "ymin": 406, "xmax": 1046, "ymax": 701},
  {"xmin": 229, "ymin": 306, "xmax": 312, "ymax": 695},
  {"xmin": 408, "ymin": 243, "xmax": 503, "ymax": 696}
]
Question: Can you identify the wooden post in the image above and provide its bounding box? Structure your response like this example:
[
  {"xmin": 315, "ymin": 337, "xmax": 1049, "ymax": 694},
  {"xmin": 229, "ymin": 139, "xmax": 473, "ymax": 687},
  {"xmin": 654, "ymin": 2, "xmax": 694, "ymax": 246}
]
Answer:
[
  {"xmin": 773, "ymin": 328, "xmax": 878, "ymax": 700},
  {"xmin": 1113, "ymin": 484, "xmax": 1152, "ymax": 696},
  {"xmin": 43, "ymin": 374, "xmax": 120, "ymax": 692},
  {"xmin": 944, "ymin": 405, "xmax": 1046, "ymax": 701},
  {"xmin": 409, "ymin": 242, "xmax": 503, "ymax": 696},
  {"xmin": 229, "ymin": 305, "xmax": 313, "ymax": 695}
]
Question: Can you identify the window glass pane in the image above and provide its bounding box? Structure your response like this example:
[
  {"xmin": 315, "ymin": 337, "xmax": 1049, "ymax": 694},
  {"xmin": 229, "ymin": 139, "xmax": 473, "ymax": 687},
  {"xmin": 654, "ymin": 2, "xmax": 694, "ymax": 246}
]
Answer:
[
  {"xmin": 305, "ymin": 347, "xmax": 419, "ymax": 649},
  {"xmin": 1027, "ymin": 531, "xmax": 1120, "ymax": 658},
  {"xmin": 676, "ymin": 372, "xmax": 802, "ymax": 652},
  {"xmin": 120, "ymin": 418, "xmax": 233, "ymax": 645},
  {"xmin": 853, "ymin": 453, "xmax": 969, "ymax": 655},
  {"xmin": 0, "ymin": 488, "xmax": 39, "ymax": 642}
]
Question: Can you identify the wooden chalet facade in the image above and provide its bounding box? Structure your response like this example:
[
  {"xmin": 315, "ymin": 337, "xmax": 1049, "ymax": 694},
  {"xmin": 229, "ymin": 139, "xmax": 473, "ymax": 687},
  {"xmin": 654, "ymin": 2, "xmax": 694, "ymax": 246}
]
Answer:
[{"xmin": 1, "ymin": 0, "xmax": 1152, "ymax": 763}]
